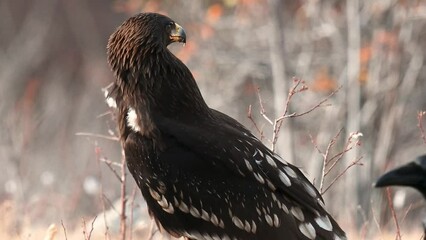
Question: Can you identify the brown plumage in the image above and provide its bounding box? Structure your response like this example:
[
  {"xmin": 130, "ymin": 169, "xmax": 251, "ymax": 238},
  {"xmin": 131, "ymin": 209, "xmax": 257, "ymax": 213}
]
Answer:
[{"xmin": 106, "ymin": 12, "xmax": 346, "ymax": 240}]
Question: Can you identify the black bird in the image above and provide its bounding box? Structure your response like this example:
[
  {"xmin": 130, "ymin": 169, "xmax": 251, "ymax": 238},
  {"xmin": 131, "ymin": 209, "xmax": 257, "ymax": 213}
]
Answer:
[
  {"xmin": 106, "ymin": 12, "xmax": 346, "ymax": 240},
  {"xmin": 375, "ymin": 155, "xmax": 426, "ymax": 234},
  {"xmin": 375, "ymin": 155, "xmax": 426, "ymax": 198}
]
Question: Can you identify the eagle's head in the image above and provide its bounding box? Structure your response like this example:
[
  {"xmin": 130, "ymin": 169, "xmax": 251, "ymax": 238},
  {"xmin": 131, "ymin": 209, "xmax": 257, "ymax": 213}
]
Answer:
[
  {"xmin": 107, "ymin": 13, "xmax": 186, "ymax": 82},
  {"xmin": 107, "ymin": 12, "xmax": 209, "ymax": 123}
]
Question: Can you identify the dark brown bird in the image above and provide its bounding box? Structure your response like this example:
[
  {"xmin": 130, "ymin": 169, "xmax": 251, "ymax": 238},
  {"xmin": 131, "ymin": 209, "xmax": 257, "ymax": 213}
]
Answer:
[{"xmin": 106, "ymin": 12, "xmax": 346, "ymax": 240}]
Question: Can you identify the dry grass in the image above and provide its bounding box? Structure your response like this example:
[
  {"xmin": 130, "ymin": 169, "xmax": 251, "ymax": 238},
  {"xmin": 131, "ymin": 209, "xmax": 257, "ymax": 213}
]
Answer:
[
  {"xmin": 346, "ymin": 229, "xmax": 424, "ymax": 240},
  {"xmin": 0, "ymin": 221, "xmax": 423, "ymax": 240},
  {"xmin": 1, "ymin": 199, "xmax": 424, "ymax": 240}
]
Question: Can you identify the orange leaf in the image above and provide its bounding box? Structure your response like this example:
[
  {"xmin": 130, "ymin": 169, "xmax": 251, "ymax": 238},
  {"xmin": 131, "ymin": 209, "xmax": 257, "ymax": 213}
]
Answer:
[
  {"xmin": 311, "ymin": 68, "xmax": 337, "ymax": 92},
  {"xmin": 206, "ymin": 3, "xmax": 223, "ymax": 24},
  {"xmin": 359, "ymin": 45, "xmax": 372, "ymax": 64}
]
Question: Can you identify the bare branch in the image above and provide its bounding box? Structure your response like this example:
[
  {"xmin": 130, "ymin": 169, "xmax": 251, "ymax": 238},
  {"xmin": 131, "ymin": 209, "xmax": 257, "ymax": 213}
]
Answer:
[
  {"xmin": 103, "ymin": 194, "xmax": 119, "ymax": 215},
  {"xmin": 280, "ymin": 78, "xmax": 304, "ymax": 117},
  {"xmin": 119, "ymin": 151, "xmax": 127, "ymax": 240},
  {"xmin": 386, "ymin": 188, "xmax": 402, "ymax": 240},
  {"xmin": 271, "ymin": 80, "xmax": 341, "ymax": 151},
  {"xmin": 417, "ymin": 111, "xmax": 426, "ymax": 145},
  {"xmin": 76, "ymin": 132, "xmax": 119, "ymax": 141},
  {"xmin": 311, "ymin": 129, "xmax": 342, "ymax": 192},
  {"xmin": 323, "ymin": 129, "xmax": 344, "ymax": 165},
  {"xmin": 147, "ymin": 219, "xmax": 156, "ymax": 240},
  {"xmin": 129, "ymin": 186, "xmax": 138, "ymax": 240},
  {"xmin": 100, "ymin": 157, "xmax": 122, "ymax": 168},
  {"xmin": 357, "ymin": 206, "xmax": 369, "ymax": 239},
  {"xmin": 247, "ymin": 104, "xmax": 269, "ymax": 142},
  {"xmin": 82, "ymin": 218, "xmax": 88, "ymax": 240},
  {"xmin": 94, "ymin": 144, "xmax": 110, "ymax": 240},
  {"xmin": 270, "ymin": 79, "xmax": 303, "ymax": 151},
  {"xmin": 256, "ymin": 88, "xmax": 273, "ymax": 125},
  {"xmin": 97, "ymin": 111, "xmax": 114, "ymax": 119},
  {"xmin": 309, "ymin": 128, "xmax": 360, "ymax": 194},
  {"xmin": 61, "ymin": 220, "xmax": 68, "ymax": 240},
  {"xmin": 400, "ymin": 203, "xmax": 413, "ymax": 226},
  {"xmin": 99, "ymin": 157, "xmax": 123, "ymax": 183},
  {"xmin": 370, "ymin": 202, "xmax": 383, "ymax": 238},
  {"xmin": 277, "ymin": 85, "xmax": 340, "ymax": 122},
  {"xmin": 308, "ymin": 134, "xmax": 324, "ymax": 155},
  {"xmin": 321, "ymin": 157, "xmax": 363, "ymax": 194},
  {"xmin": 324, "ymin": 131, "xmax": 362, "ymax": 175},
  {"xmin": 88, "ymin": 216, "xmax": 97, "ymax": 240}
]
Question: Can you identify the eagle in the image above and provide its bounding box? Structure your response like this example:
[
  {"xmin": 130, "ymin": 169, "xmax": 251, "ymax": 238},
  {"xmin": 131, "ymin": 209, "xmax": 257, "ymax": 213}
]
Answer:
[{"xmin": 106, "ymin": 12, "xmax": 346, "ymax": 240}]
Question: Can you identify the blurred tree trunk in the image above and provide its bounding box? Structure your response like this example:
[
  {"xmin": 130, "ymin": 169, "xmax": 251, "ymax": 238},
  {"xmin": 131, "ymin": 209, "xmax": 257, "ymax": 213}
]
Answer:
[
  {"xmin": 344, "ymin": 0, "xmax": 362, "ymax": 224},
  {"xmin": 370, "ymin": 21, "xmax": 424, "ymax": 230},
  {"xmin": 267, "ymin": 0, "xmax": 294, "ymax": 162}
]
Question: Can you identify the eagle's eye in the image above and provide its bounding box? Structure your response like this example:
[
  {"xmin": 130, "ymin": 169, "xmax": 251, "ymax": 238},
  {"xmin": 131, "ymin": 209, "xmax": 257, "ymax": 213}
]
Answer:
[{"xmin": 166, "ymin": 22, "xmax": 174, "ymax": 32}]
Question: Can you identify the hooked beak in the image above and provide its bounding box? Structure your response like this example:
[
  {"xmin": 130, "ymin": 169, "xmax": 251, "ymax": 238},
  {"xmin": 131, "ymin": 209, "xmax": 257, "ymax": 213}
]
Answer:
[
  {"xmin": 375, "ymin": 162, "xmax": 421, "ymax": 188},
  {"xmin": 170, "ymin": 23, "xmax": 186, "ymax": 44},
  {"xmin": 374, "ymin": 155, "xmax": 426, "ymax": 198}
]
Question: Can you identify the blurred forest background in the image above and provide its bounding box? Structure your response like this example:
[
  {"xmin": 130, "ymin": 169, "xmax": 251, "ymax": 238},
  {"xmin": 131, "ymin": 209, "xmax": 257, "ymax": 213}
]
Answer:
[{"xmin": 0, "ymin": 0, "xmax": 425, "ymax": 239}]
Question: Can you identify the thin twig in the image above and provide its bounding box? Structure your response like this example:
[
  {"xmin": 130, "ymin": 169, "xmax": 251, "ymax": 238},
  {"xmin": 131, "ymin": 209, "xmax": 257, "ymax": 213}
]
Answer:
[
  {"xmin": 417, "ymin": 111, "xmax": 426, "ymax": 145},
  {"xmin": 277, "ymin": 86, "xmax": 341, "ymax": 122},
  {"xmin": 100, "ymin": 157, "xmax": 122, "ymax": 167},
  {"xmin": 147, "ymin": 219, "xmax": 155, "ymax": 239},
  {"xmin": 82, "ymin": 218, "xmax": 88, "ymax": 240},
  {"xmin": 94, "ymin": 144, "xmax": 111, "ymax": 240},
  {"xmin": 61, "ymin": 220, "xmax": 68, "ymax": 240},
  {"xmin": 103, "ymin": 193, "xmax": 119, "ymax": 214},
  {"xmin": 324, "ymin": 145, "xmax": 356, "ymax": 175},
  {"xmin": 129, "ymin": 186, "xmax": 138, "ymax": 240},
  {"xmin": 308, "ymin": 134, "xmax": 324, "ymax": 155},
  {"xmin": 271, "ymin": 82, "xmax": 341, "ymax": 151},
  {"xmin": 256, "ymin": 88, "xmax": 274, "ymax": 125},
  {"xmin": 281, "ymin": 78, "xmax": 304, "ymax": 117},
  {"xmin": 324, "ymin": 132, "xmax": 361, "ymax": 174},
  {"xmin": 100, "ymin": 157, "xmax": 123, "ymax": 182},
  {"xmin": 386, "ymin": 188, "xmax": 402, "ymax": 240},
  {"xmin": 309, "ymin": 134, "xmax": 327, "ymax": 191},
  {"xmin": 357, "ymin": 205, "xmax": 369, "ymax": 240},
  {"xmin": 119, "ymin": 150, "xmax": 127, "ymax": 240},
  {"xmin": 324, "ymin": 129, "xmax": 345, "ymax": 166},
  {"xmin": 400, "ymin": 203, "xmax": 413, "ymax": 225},
  {"xmin": 76, "ymin": 132, "xmax": 119, "ymax": 141},
  {"xmin": 321, "ymin": 157, "xmax": 363, "ymax": 194},
  {"xmin": 97, "ymin": 111, "xmax": 113, "ymax": 119},
  {"xmin": 88, "ymin": 216, "xmax": 97, "ymax": 240},
  {"xmin": 247, "ymin": 104, "xmax": 269, "ymax": 142},
  {"xmin": 270, "ymin": 79, "xmax": 303, "ymax": 151},
  {"xmin": 370, "ymin": 201, "xmax": 383, "ymax": 238},
  {"xmin": 309, "ymin": 128, "xmax": 344, "ymax": 192},
  {"xmin": 324, "ymin": 129, "xmax": 343, "ymax": 164}
]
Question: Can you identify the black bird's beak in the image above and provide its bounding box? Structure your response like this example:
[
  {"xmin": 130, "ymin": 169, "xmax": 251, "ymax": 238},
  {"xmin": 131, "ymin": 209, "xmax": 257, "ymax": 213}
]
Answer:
[
  {"xmin": 170, "ymin": 23, "xmax": 186, "ymax": 44},
  {"xmin": 375, "ymin": 162, "xmax": 421, "ymax": 187},
  {"xmin": 374, "ymin": 156, "xmax": 426, "ymax": 198}
]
